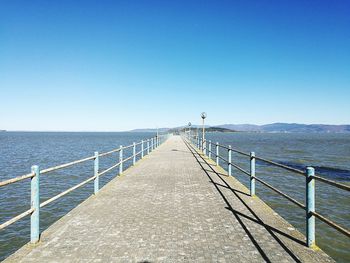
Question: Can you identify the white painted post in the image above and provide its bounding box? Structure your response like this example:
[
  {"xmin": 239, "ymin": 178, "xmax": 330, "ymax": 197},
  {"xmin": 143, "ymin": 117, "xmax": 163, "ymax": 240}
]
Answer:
[
  {"xmin": 94, "ymin": 152, "xmax": 99, "ymax": 194},
  {"xmin": 216, "ymin": 142, "xmax": 219, "ymax": 165},
  {"xmin": 228, "ymin": 145, "xmax": 232, "ymax": 176},
  {"xmin": 30, "ymin": 165, "xmax": 40, "ymax": 243},
  {"xmin": 250, "ymin": 152, "xmax": 256, "ymax": 196},
  {"xmin": 119, "ymin": 145, "xmax": 123, "ymax": 174},
  {"xmin": 141, "ymin": 140, "xmax": 144, "ymax": 158},
  {"xmin": 306, "ymin": 167, "xmax": 316, "ymax": 248}
]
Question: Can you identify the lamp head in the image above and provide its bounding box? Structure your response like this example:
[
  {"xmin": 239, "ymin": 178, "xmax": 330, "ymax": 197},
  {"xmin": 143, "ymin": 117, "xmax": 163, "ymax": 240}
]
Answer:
[{"xmin": 201, "ymin": 112, "xmax": 207, "ymax": 120}]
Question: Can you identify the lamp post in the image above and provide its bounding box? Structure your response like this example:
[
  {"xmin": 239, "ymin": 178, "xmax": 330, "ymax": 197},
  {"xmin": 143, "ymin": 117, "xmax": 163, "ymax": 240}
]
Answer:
[
  {"xmin": 188, "ymin": 122, "xmax": 191, "ymax": 140},
  {"xmin": 201, "ymin": 112, "xmax": 207, "ymax": 151}
]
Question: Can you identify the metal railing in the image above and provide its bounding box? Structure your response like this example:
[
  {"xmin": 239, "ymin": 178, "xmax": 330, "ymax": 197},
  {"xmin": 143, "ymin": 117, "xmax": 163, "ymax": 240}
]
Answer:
[
  {"xmin": 186, "ymin": 134, "xmax": 350, "ymax": 248},
  {"xmin": 0, "ymin": 133, "xmax": 172, "ymax": 243}
]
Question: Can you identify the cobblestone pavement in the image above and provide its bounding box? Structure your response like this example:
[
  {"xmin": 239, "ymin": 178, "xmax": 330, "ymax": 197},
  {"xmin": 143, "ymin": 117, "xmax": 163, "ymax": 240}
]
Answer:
[{"xmin": 6, "ymin": 136, "xmax": 333, "ymax": 262}]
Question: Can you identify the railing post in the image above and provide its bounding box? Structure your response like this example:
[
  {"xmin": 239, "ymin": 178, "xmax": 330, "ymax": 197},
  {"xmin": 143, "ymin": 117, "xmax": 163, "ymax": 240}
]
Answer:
[
  {"xmin": 133, "ymin": 142, "xmax": 136, "ymax": 165},
  {"xmin": 30, "ymin": 165, "xmax": 40, "ymax": 243},
  {"xmin": 228, "ymin": 145, "xmax": 232, "ymax": 176},
  {"xmin": 216, "ymin": 142, "xmax": 219, "ymax": 165},
  {"xmin": 151, "ymin": 138, "xmax": 154, "ymax": 151},
  {"xmin": 147, "ymin": 139, "xmax": 150, "ymax": 154},
  {"xmin": 141, "ymin": 140, "xmax": 144, "ymax": 158},
  {"xmin": 119, "ymin": 145, "xmax": 123, "ymax": 174},
  {"xmin": 306, "ymin": 167, "xmax": 316, "ymax": 248},
  {"xmin": 94, "ymin": 152, "xmax": 99, "ymax": 194},
  {"xmin": 208, "ymin": 140, "xmax": 212, "ymax": 159},
  {"xmin": 250, "ymin": 152, "xmax": 256, "ymax": 196},
  {"xmin": 200, "ymin": 138, "xmax": 202, "ymax": 151},
  {"xmin": 204, "ymin": 140, "xmax": 207, "ymax": 155},
  {"xmin": 197, "ymin": 136, "xmax": 199, "ymax": 148}
]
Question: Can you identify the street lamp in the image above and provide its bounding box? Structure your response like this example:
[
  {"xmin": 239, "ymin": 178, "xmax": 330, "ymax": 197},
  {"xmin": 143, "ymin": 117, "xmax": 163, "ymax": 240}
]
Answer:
[
  {"xmin": 188, "ymin": 122, "xmax": 192, "ymax": 139},
  {"xmin": 201, "ymin": 112, "xmax": 207, "ymax": 151}
]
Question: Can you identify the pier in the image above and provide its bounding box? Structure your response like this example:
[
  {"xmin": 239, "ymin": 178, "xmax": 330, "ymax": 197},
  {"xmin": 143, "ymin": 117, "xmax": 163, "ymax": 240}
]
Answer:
[{"xmin": 2, "ymin": 135, "xmax": 335, "ymax": 262}]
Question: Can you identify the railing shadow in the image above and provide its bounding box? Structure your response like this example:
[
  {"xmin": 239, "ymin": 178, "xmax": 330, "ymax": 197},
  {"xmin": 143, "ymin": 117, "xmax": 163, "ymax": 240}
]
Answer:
[{"xmin": 183, "ymin": 139, "xmax": 304, "ymax": 263}]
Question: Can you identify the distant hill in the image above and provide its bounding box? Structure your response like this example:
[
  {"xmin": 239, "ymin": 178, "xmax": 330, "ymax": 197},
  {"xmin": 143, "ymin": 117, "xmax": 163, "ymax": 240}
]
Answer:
[
  {"xmin": 217, "ymin": 123, "xmax": 350, "ymax": 133},
  {"xmin": 217, "ymin": 124, "xmax": 261, "ymax": 132}
]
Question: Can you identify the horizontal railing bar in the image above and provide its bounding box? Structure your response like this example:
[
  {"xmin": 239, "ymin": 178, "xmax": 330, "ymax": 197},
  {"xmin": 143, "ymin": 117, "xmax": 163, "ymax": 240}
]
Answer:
[
  {"xmin": 0, "ymin": 172, "xmax": 34, "ymax": 187},
  {"xmin": 254, "ymin": 156, "xmax": 305, "ymax": 176},
  {"xmin": 40, "ymin": 175, "xmax": 96, "ymax": 208},
  {"xmin": 231, "ymin": 162, "xmax": 250, "ymax": 176},
  {"xmin": 122, "ymin": 155, "xmax": 134, "ymax": 163},
  {"xmin": 254, "ymin": 177, "xmax": 305, "ymax": 209},
  {"xmin": 218, "ymin": 155, "xmax": 228, "ymax": 163},
  {"xmin": 123, "ymin": 144, "xmax": 134, "ymax": 150},
  {"xmin": 41, "ymin": 156, "xmax": 95, "ymax": 174},
  {"xmin": 0, "ymin": 208, "xmax": 34, "ymax": 230},
  {"xmin": 312, "ymin": 175, "xmax": 350, "ymax": 192},
  {"xmin": 217, "ymin": 144, "xmax": 250, "ymax": 157},
  {"xmin": 98, "ymin": 161, "xmax": 122, "ymax": 177},
  {"xmin": 99, "ymin": 148, "xmax": 121, "ymax": 157},
  {"xmin": 311, "ymin": 211, "xmax": 350, "ymax": 237},
  {"xmin": 230, "ymin": 148, "xmax": 250, "ymax": 157},
  {"xmin": 135, "ymin": 141, "xmax": 143, "ymax": 146},
  {"xmin": 135, "ymin": 150, "xmax": 143, "ymax": 156}
]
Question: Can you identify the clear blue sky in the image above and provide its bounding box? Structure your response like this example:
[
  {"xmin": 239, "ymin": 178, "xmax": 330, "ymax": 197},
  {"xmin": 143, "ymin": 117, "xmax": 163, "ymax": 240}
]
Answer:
[{"xmin": 1, "ymin": 1, "xmax": 349, "ymax": 131}]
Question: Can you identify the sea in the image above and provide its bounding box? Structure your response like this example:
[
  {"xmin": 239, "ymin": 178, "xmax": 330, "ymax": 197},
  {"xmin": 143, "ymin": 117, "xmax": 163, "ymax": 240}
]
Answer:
[{"xmin": 0, "ymin": 132, "xmax": 349, "ymax": 262}]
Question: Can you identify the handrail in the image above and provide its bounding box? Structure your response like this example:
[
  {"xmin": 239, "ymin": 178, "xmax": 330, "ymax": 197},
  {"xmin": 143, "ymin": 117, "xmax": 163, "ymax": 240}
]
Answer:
[
  {"xmin": 0, "ymin": 133, "xmax": 172, "ymax": 244},
  {"xmin": 230, "ymin": 162, "xmax": 250, "ymax": 177},
  {"xmin": 312, "ymin": 174, "xmax": 350, "ymax": 192},
  {"xmin": 254, "ymin": 156, "xmax": 305, "ymax": 176},
  {"xmin": 311, "ymin": 211, "xmax": 350, "ymax": 237},
  {"xmin": 40, "ymin": 175, "xmax": 97, "ymax": 208},
  {"xmin": 123, "ymin": 144, "xmax": 134, "ymax": 150},
  {"xmin": 185, "ymin": 133, "xmax": 350, "ymax": 245},
  {"xmin": 254, "ymin": 177, "xmax": 305, "ymax": 209},
  {"xmin": 99, "ymin": 147, "xmax": 121, "ymax": 157},
  {"xmin": 98, "ymin": 161, "xmax": 122, "ymax": 177},
  {"xmin": 0, "ymin": 208, "xmax": 34, "ymax": 230},
  {"xmin": 217, "ymin": 143, "xmax": 250, "ymax": 157},
  {"xmin": 217, "ymin": 155, "xmax": 228, "ymax": 163},
  {"xmin": 0, "ymin": 172, "xmax": 34, "ymax": 187},
  {"xmin": 41, "ymin": 156, "xmax": 96, "ymax": 174}
]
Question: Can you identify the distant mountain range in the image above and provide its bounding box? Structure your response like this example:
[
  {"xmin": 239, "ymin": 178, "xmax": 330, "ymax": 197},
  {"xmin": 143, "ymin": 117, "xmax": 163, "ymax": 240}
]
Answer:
[
  {"xmin": 129, "ymin": 123, "xmax": 350, "ymax": 133},
  {"xmin": 217, "ymin": 123, "xmax": 350, "ymax": 133}
]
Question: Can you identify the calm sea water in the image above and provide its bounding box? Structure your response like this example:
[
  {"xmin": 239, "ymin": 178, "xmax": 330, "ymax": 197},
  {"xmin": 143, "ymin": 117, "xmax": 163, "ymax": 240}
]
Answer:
[{"xmin": 0, "ymin": 132, "xmax": 349, "ymax": 262}]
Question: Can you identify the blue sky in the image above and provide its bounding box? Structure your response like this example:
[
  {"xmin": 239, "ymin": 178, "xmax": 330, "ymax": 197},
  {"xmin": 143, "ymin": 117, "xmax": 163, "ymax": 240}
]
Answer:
[{"xmin": 1, "ymin": 1, "xmax": 349, "ymax": 131}]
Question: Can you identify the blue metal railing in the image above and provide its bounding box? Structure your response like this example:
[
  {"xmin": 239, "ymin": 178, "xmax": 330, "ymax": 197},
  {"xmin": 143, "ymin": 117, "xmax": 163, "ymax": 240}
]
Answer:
[
  {"xmin": 185, "ymin": 134, "xmax": 350, "ymax": 248},
  {"xmin": 0, "ymin": 133, "xmax": 172, "ymax": 243}
]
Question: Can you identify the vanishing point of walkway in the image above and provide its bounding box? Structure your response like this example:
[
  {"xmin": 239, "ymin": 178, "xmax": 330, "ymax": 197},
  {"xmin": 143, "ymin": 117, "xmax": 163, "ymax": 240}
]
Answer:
[{"xmin": 6, "ymin": 136, "xmax": 333, "ymax": 262}]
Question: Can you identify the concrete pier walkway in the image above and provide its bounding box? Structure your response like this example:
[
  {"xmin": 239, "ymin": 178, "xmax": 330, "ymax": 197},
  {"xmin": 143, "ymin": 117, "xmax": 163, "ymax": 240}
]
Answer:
[{"xmin": 6, "ymin": 136, "xmax": 333, "ymax": 262}]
